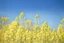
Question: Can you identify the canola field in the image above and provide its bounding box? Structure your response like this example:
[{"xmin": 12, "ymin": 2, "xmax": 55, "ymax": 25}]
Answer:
[{"xmin": 0, "ymin": 12, "xmax": 64, "ymax": 43}]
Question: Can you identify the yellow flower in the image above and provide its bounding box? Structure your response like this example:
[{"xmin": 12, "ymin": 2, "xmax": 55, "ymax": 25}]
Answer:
[{"xmin": 12, "ymin": 21, "xmax": 18, "ymax": 26}]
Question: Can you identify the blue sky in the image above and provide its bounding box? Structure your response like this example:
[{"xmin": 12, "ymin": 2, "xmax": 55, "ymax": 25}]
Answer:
[{"xmin": 0, "ymin": 0, "xmax": 64, "ymax": 28}]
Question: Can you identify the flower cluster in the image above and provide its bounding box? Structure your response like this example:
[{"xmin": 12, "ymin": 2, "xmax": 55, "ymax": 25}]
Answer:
[{"xmin": 0, "ymin": 12, "xmax": 64, "ymax": 43}]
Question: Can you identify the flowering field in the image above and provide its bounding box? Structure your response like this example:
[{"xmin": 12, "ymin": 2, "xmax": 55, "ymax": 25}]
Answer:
[{"xmin": 0, "ymin": 12, "xmax": 64, "ymax": 43}]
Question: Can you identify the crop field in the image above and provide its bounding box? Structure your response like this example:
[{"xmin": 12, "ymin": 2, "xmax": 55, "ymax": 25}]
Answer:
[{"xmin": 0, "ymin": 12, "xmax": 64, "ymax": 43}]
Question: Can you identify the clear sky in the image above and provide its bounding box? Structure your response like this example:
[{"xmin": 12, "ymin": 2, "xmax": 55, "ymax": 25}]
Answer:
[{"xmin": 0, "ymin": 0, "xmax": 64, "ymax": 28}]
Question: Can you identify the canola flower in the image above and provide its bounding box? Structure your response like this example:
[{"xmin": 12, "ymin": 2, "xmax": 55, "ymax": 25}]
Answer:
[{"xmin": 0, "ymin": 12, "xmax": 64, "ymax": 43}]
